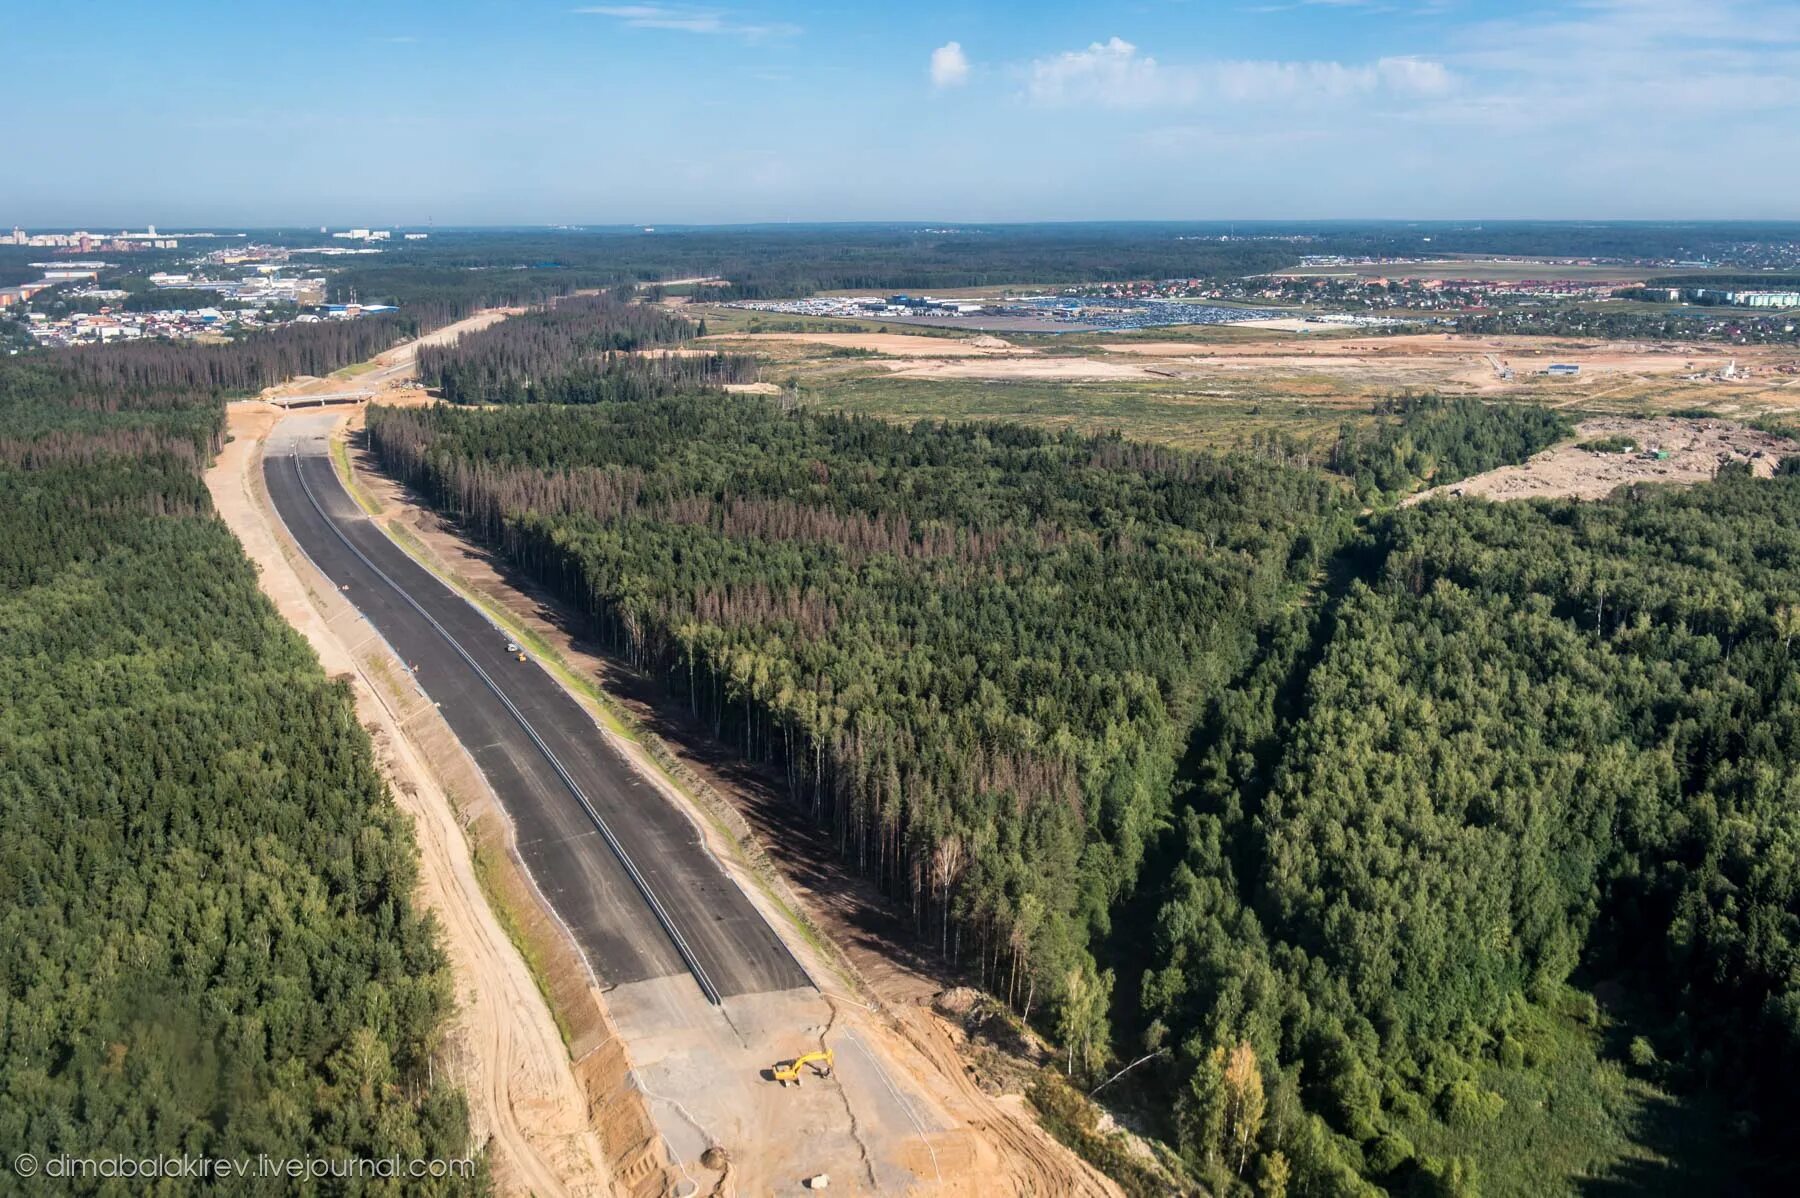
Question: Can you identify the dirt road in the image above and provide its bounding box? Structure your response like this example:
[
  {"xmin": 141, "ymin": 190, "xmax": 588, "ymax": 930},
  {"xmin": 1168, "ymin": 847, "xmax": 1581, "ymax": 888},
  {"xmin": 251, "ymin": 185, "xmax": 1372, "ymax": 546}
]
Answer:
[{"xmin": 258, "ymin": 309, "xmax": 513, "ymax": 405}]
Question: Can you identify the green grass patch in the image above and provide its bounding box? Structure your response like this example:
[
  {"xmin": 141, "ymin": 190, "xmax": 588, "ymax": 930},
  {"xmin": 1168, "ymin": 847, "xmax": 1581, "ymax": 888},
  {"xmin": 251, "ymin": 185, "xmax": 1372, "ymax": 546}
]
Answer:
[
  {"xmin": 1391, "ymin": 993, "xmax": 1739, "ymax": 1197},
  {"xmin": 329, "ymin": 435, "xmax": 383, "ymax": 516},
  {"xmin": 792, "ymin": 373, "xmax": 1347, "ymax": 453},
  {"xmin": 692, "ymin": 305, "xmax": 962, "ymax": 338},
  {"xmin": 468, "ymin": 835, "xmax": 574, "ymax": 1048}
]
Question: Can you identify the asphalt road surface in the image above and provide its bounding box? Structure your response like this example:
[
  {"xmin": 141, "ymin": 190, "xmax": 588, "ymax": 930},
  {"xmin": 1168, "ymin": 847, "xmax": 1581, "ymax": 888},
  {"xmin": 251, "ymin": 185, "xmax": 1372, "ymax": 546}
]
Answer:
[{"xmin": 264, "ymin": 416, "xmax": 810, "ymax": 1001}]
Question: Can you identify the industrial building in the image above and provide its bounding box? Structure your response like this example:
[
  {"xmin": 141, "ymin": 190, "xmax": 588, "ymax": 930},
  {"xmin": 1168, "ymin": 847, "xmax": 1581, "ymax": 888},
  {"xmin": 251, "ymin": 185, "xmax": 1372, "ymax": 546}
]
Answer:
[{"xmin": 1687, "ymin": 288, "xmax": 1800, "ymax": 308}]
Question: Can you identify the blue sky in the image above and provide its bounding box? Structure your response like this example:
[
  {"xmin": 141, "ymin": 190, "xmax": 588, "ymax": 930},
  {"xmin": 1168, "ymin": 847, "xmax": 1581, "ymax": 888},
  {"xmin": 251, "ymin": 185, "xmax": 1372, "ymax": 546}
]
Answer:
[{"xmin": 7, "ymin": 0, "xmax": 1798, "ymax": 225}]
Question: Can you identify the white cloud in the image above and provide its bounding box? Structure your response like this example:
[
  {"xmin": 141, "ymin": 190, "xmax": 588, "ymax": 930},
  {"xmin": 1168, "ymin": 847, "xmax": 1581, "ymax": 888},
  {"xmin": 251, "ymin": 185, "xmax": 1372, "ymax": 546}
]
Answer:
[
  {"xmin": 1025, "ymin": 36, "xmax": 1453, "ymax": 108},
  {"xmin": 574, "ymin": 5, "xmax": 799, "ymax": 39},
  {"xmin": 1027, "ymin": 38, "xmax": 1164, "ymax": 107},
  {"xmin": 930, "ymin": 41, "xmax": 971, "ymax": 89}
]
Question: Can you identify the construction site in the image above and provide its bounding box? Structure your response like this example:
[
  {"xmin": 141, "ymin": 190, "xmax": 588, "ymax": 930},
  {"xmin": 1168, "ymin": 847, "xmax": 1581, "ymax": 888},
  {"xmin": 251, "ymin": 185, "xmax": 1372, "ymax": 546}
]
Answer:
[{"xmin": 214, "ymin": 317, "xmax": 1127, "ymax": 1197}]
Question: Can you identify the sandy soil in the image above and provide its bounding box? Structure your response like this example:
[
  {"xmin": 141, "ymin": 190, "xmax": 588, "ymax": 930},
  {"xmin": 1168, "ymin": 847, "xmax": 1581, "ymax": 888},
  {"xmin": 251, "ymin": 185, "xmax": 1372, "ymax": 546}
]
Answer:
[
  {"xmin": 709, "ymin": 332, "xmax": 1031, "ymax": 357},
  {"xmin": 1085, "ymin": 332, "xmax": 1800, "ymax": 400},
  {"xmin": 715, "ymin": 324, "xmax": 1800, "ymax": 407},
  {"xmin": 1407, "ymin": 416, "xmax": 1800, "ymax": 504},
  {"xmin": 1227, "ymin": 317, "xmax": 1361, "ymax": 334},
  {"xmin": 879, "ymin": 356, "xmax": 1160, "ymax": 382},
  {"xmin": 208, "ymin": 403, "xmax": 618, "ymax": 1197},
  {"xmin": 342, "ymin": 419, "xmax": 1120, "ymax": 1197}
]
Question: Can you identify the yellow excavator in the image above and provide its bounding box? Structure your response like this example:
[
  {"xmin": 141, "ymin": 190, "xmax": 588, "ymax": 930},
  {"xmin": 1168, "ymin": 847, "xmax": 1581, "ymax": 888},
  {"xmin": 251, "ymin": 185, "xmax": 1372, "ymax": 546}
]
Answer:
[{"xmin": 772, "ymin": 1049, "xmax": 835, "ymax": 1088}]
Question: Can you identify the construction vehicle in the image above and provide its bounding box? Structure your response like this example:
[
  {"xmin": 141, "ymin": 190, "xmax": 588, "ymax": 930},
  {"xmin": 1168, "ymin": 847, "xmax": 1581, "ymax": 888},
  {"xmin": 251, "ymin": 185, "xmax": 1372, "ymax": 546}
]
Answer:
[{"xmin": 772, "ymin": 1049, "xmax": 834, "ymax": 1087}]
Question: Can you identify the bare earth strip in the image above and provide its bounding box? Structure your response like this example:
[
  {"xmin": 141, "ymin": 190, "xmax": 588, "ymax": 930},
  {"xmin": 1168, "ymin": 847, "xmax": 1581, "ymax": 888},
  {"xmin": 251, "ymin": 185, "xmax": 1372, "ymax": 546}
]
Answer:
[
  {"xmin": 708, "ymin": 331, "xmax": 1030, "ymax": 356},
  {"xmin": 878, "ymin": 357, "xmax": 1160, "ymax": 382}
]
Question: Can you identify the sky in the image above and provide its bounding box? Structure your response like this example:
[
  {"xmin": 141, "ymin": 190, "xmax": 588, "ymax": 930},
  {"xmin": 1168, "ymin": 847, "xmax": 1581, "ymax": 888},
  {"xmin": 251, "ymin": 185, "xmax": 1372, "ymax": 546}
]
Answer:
[{"xmin": 6, "ymin": 0, "xmax": 1798, "ymax": 226}]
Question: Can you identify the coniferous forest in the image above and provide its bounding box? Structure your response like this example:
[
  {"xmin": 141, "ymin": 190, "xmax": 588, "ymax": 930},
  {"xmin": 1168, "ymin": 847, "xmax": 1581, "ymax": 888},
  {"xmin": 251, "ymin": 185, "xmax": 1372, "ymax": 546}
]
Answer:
[
  {"xmin": 372, "ymin": 341, "xmax": 1800, "ymax": 1193},
  {"xmin": 416, "ymin": 291, "xmax": 758, "ymax": 405},
  {"xmin": 0, "ymin": 331, "xmax": 479, "ymax": 1190}
]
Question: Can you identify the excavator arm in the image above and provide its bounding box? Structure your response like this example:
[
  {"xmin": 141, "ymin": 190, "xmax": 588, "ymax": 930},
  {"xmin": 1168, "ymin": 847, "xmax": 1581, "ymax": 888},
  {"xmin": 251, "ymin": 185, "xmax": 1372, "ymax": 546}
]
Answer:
[{"xmin": 772, "ymin": 1048, "xmax": 835, "ymax": 1087}]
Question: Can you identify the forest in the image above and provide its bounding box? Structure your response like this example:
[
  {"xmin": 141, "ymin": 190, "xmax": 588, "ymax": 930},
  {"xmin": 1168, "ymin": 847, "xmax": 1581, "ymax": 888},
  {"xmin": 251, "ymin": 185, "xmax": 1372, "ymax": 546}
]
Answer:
[
  {"xmin": 416, "ymin": 291, "xmax": 758, "ymax": 405},
  {"xmin": 1125, "ymin": 472, "xmax": 1800, "ymax": 1194},
  {"xmin": 0, "ymin": 330, "xmax": 478, "ymax": 1189},
  {"xmin": 366, "ymin": 398, "xmax": 1345, "ymax": 1075},
  {"xmin": 323, "ymin": 225, "xmax": 1308, "ymax": 313},
  {"xmin": 374, "ymin": 335, "xmax": 1800, "ymax": 1192},
  {"xmin": 1329, "ymin": 396, "xmax": 1572, "ymax": 497},
  {"xmin": 315, "ymin": 223, "xmax": 1800, "ymax": 318}
]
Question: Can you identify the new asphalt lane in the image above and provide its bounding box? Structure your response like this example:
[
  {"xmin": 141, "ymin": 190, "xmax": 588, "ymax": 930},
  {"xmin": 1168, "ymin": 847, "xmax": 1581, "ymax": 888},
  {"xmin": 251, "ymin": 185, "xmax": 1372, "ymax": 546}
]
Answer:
[{"xmin": 263, "ymin": 417, "xmax": 810, "ymax": 1001}]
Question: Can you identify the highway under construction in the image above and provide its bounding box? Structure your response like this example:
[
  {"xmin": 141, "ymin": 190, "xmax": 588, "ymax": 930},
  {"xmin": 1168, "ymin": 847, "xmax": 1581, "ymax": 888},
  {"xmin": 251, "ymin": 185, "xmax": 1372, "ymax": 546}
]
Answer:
[{"xmin": 263, "ymin": 416, "xmax": 810, "ymax": 1002}]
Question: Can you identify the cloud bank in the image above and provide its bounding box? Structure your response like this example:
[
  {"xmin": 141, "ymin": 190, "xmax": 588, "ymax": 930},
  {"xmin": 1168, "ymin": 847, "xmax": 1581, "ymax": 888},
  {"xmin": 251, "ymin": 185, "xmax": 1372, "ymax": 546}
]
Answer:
[{"xmin": 1025, "ymin": 37, "xmax": 1452, "ymax": 108}]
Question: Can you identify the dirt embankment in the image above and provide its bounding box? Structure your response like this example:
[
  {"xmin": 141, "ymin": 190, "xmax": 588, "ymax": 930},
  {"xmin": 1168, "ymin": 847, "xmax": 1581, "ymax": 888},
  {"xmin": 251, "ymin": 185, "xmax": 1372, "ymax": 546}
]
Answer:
[{"xmin": 1407, "ymin": 416, "xmax": 1800, "ymax": 505}]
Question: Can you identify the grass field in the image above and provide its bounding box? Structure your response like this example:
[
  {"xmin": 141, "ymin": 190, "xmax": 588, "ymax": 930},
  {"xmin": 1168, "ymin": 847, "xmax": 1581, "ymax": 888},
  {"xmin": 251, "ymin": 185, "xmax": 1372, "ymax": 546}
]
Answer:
[{"xmin": 791, "ymin": 373, "xmax": 1349, "ymax": 452}]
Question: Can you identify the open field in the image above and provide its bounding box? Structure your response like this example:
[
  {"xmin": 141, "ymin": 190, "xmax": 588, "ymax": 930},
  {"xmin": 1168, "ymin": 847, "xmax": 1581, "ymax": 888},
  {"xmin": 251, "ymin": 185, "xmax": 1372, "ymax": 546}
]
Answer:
[
  {"xmin": 721, "ymin": 325, "xmax": 1800, "ymax": 453},
  {"xmin": 687, "ymin": 303, "xmax": 969, "ymax": 338},
  {"xmin": 791, "ymin": 374, "xmax": 1350, "ymax": 451}
]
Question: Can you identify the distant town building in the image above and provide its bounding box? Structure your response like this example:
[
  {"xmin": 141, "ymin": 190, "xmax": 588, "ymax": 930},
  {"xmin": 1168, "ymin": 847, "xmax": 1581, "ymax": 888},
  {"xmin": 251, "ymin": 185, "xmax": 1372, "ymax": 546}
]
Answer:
[{"xmin": 1689, "ymin": 288, "xmax": 1800, "ymax": 308}]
